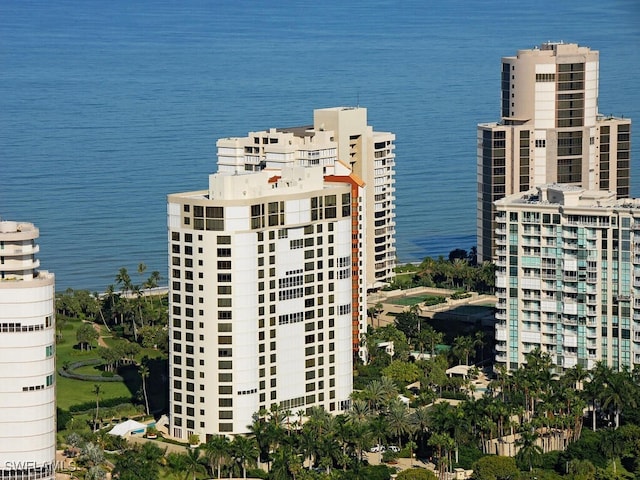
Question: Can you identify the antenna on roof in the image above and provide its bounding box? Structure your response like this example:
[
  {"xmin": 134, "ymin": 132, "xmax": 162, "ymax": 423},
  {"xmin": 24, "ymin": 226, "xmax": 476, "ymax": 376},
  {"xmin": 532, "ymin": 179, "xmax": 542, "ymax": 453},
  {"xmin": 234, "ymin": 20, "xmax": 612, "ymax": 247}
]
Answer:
[{"xmin": 356, "ymin": 91, "xmax": 360, "ymax": 108}]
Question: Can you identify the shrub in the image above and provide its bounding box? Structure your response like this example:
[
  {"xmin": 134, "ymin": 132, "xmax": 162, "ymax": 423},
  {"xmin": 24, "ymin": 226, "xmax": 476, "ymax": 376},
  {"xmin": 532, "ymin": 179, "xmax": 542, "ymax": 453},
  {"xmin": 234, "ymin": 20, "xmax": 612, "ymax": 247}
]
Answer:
[
  {"xmin": 451, "ymin": 291, "xmax": 472, "ymax": 300},
  {"xmin": 340, "ymin": 465, "xmax": 394, "ymax": 480},
  {"xmin": 57, "ymin": 408, "xmax": 72, "ymax": 432},
  {"xmin": 457, "ymin": 445, "xmax": 484, "ymax": 469},
  {"xmin": 68, "ymin": 396, "xmax": 133, "ymax": 413},
  {"xmin": 382, "ymin": 450, "xmax": 399, "ymax": 463},
  {"xmin": 397, "ymin": 469, "xmax": 438, "ymax": 480},
  {"xmin": 423, "ymin": 296, "xmax": 446, "ymax": 306},
  {"xmin": 471, "ymin": 455, "xmax": 520, "ymax": 480},
  {"xmin": 246, "ymin": 468, "xmax": 268, "ymax": 479},
  {"xmin": 58, "ymin": 359, "xmax": 124, "ymax": 382}
]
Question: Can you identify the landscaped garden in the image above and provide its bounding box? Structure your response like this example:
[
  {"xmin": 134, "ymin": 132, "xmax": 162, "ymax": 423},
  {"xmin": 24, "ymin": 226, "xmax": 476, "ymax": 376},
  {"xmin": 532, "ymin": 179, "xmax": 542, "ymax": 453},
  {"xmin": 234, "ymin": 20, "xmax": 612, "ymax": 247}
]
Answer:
[{"xmin": 52, "ymin": 257, "xmax": 640, "ymax": 479}]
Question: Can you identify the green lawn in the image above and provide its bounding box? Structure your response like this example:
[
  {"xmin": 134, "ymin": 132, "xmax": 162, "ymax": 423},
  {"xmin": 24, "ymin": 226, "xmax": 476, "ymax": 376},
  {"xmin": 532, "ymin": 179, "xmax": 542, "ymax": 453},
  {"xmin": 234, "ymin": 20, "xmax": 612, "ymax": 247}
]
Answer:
[
  {"xmin": 56, "ymin": 375, "xmax": 132, "ymax": 410},
  {"xmin": 388, "ymin": 295, "xmax": 441, "ymax": 306},
  {"xmin": 56, "ymin": 319, "xmax": 134, "ymax": 410},
  {"xmin": 56, "ymin": 318, "xmax": 168, "ymax": 414}
]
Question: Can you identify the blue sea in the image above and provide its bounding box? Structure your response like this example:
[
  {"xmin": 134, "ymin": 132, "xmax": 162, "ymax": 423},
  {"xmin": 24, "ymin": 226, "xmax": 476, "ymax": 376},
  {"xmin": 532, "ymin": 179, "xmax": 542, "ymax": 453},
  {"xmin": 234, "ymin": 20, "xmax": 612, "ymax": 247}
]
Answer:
[{"xmin": 1, "ymin": 1, "xmax": 639, "ymax": 292}]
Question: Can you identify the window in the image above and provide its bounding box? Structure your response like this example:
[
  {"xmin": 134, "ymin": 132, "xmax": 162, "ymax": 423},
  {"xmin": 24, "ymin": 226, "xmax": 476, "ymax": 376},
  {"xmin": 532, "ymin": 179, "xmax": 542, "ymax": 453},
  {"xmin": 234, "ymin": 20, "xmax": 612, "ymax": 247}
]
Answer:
[{"xmin": 251, "ymin": 204, "xmax": 264, "ymax": 229}]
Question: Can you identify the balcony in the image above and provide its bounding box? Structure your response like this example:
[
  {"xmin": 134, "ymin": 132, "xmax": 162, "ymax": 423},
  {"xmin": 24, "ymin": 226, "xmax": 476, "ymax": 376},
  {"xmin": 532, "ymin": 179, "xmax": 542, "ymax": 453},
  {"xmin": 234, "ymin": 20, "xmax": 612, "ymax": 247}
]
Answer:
[
  {"xmin": 0, "ymin": 258, "xmax": 39, "ymax": 271},
  {"xmin": 244, "ymin": 155, "xmax": 262, "ymax": 164},
  {"xmin": 2, "ymin": 244, "xmax": 39, "ymax": 256},
  {"xmin": 522, "ymin": 239, "xmax": 541, "ymax": 247}
]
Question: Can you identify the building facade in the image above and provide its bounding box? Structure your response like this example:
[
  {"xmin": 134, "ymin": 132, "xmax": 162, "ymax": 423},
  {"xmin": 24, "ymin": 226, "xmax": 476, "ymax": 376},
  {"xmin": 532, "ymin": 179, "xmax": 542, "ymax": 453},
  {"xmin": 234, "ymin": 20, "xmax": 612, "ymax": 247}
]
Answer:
[
  {"xmin": 0, "ymin": 221, "xmax": 56, "ymax": 480},
  {"xmin": 217, "ymin": 106, "xmax": 396, "ymax": 290},
  {"xmin": 494, "ymin": 185, "xmax": 640, "ymax": 371},
  {"xmin": 478, "ymin": 42, "xmax": 632, "ymax": 262},
  {"xmin": 167, "ymin": 167, "xmax": 359, "ymax": 439}
]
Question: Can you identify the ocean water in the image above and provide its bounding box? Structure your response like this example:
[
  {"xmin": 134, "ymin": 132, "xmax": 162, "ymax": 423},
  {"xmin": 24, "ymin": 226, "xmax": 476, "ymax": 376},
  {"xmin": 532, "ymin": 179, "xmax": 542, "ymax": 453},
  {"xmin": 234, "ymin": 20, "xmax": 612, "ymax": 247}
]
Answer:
[{"xmin": 1, "ymin": 0, "xmax": 639, "ymax": 291}]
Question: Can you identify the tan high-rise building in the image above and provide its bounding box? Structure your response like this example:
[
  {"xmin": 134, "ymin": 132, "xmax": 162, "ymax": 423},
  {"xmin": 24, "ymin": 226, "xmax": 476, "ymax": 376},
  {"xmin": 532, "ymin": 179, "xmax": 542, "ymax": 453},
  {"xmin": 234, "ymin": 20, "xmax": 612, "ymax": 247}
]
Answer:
[
  {"xmin": 494, "ymin": 185, "xmax": 640, "ymax": 372},
  {"xmin": 167, "ymin": 166, "xmax": 362, "ymax": 439},
  {"xmin": 217, "ymin": 106, "xmax": 396, "ymax": 290},
  {"xmin": 478, "ymin": 43, "xmax": 632, "ymax": 262}
]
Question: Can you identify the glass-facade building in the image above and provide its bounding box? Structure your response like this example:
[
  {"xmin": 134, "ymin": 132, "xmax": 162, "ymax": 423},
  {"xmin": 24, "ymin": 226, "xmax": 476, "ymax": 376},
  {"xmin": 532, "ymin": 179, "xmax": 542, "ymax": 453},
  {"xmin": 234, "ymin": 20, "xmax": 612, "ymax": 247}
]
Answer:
[{"xmin": 495, "ymin": 185, "xmax": 640, "ymax": 371}]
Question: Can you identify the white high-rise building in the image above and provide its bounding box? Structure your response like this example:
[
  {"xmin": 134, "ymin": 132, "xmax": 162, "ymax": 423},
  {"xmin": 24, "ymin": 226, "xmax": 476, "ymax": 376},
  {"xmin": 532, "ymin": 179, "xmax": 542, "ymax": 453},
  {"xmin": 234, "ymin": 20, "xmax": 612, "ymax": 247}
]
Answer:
[
  {"xmin": 167, "ymin": 166, "xmax": 361, "ymax": 439},
  {"xmin": 494, "ymin": 185, "xmax": 640, "ymax": 371},
  {"xmin": 0, "ymin": 221, "xmax": 56, "ymax": 480},
  {"xmin": 478, "ymin": 43, "xmax": 632, "ymax": 262},
  {"xmin": 217, "ymin": 106, "xmax": 396, "ymax": 290}
]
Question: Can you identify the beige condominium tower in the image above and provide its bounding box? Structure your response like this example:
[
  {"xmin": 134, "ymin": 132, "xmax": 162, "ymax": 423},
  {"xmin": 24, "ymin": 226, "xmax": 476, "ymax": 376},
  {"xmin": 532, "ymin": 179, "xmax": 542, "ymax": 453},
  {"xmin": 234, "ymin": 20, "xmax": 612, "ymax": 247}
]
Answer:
[
  {"xmin": 217, "ymin": 106, "xmax": 396, "ymax": 291},
  {"xmin": 167, "ymin": 166, "xmax": 361, "ymax": 439},
  {"xmin": 478, "ymin": 42, "xmax": 631, "ymax": 262}
]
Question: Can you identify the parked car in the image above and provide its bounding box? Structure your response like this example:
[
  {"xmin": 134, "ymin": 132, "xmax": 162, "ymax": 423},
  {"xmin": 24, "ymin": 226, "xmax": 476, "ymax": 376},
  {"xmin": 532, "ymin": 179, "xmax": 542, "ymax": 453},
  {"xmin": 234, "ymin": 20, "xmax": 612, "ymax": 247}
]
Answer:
[
  {"xmin": 387, "ymin": 445, "xmax": 400, "ymax": 453},
  {"xmin": 370, "ymin": 444, "xmax": 386, "ymax": 453}
]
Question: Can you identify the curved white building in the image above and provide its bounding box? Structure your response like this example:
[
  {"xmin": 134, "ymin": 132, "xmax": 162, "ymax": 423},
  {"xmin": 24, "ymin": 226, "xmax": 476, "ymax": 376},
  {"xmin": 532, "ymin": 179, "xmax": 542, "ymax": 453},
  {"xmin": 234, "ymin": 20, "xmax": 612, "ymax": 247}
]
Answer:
[{"xmin": 0, "ymin": 221, "xmax": 56, "ymax": 480}]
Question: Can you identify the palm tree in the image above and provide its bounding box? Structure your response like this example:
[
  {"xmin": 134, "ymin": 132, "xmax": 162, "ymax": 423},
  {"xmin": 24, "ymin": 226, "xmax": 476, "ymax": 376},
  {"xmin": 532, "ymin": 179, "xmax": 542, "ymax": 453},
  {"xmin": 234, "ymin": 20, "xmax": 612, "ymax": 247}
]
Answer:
[
  {"xmin": 386, "ymin": 399, "xmax": 413, "ymax": 447},
  {"xmin": 601, "ymin": 370, "xmax": 635, "ymax": 429},
  {"xmin": 447, "ymin": 405, "xmax": 468, "ymax": 464},
  {"xmin": 182, "ymin": 447, "xmax": 206, "ymax": 480},
  {"xmin": 93, "ymin": 384, "xmax": 102, "ymax": 432},
  {"xmin": 115, "ymin": 267, "xmax": 132, "ymax": 295},
  {"xmin": 422, "ymin": 326, "xmax": 444, "ymax": 358},
  {"xmin": 247, "ymin": 411, "xmax": 279, "ymax": 469},
  {"xmin": 452, "ymin": 335, "xmax": 474, "ymax": 365},
  {"xmin": 564, "ymin": 364, "xmax": 588, "ymax": 391},
  {"xmin": 428, "ymin": 432, "xmax": 455, "ymax": 478},
  {"xmin": 369, "ymin": 302, "xmax": 384, "ymax": 328},
  {"xmin": 427, "ymin": 401, "xmax": 453, "ymax": 435},
  {"xmin": 515, "ymin": 428, "xmax": 543, "ymax": 472},
  {"xmin": 139, "ymin": 364, "xmax": 150, "ymax": 415},
  {"xmin": 367, "ymin": 415, "xmax": 388, "ymax": 463},
  {"xmin": 231, "ymin": 435, "xmax": 258, "ymax": 479},
  {"xmin": 474, "ymin": 331, "xmax": 485, "ymax": 363},
  {"xmin": 361, "ymin": 380, "xmax": 386, "ymax": 412},
  {"xmin": 204, "ymin": 435, "xmax": 230, "ymax": 479},
  {"xmin": 406, "ymin": 440, "xmax": 417, "ymax": 465},
  {"xmin": 270, "ymin": 444, "xmax": 300, "ymax": 480},
  {"xmin": 567, "ymin": 459, "xmax": 596, "ymax": 479},
  {"xmin": 412, "ymin": 406, "xmax": 430, "ymax": 452},
  {"xmin": 379, "ymin": 376, "xmax": 400, "ymax": 406},
  {"xmin": 350, "ymin": 417, "xmax": 370, "ymax": 463},
  {"xmin": 600, "ymin": 428, "xmax": 624, "ymax": 475},
  {"xmin": 137, "ymin": 262, "xmax": 147, "ymax": 279}
]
